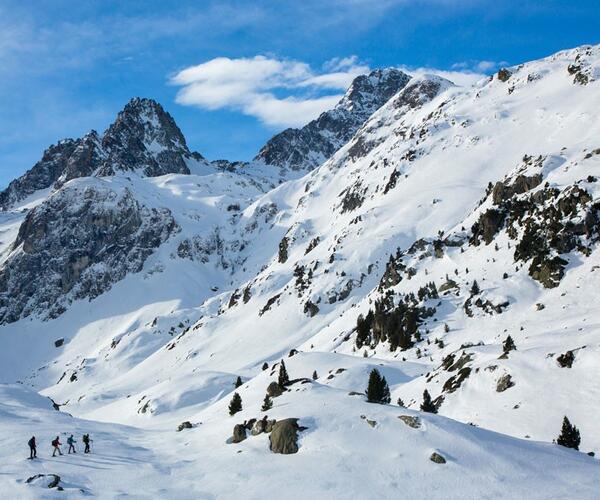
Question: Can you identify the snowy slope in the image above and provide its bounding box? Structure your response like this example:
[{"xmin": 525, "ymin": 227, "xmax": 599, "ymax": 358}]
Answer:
[{"xmin": 0, "ymin": 44, "xmax": 599, "ymax": 497}]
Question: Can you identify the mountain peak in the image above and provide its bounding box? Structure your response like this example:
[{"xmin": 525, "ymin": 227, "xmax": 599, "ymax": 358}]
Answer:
[{"xmin": 253, "ymin": 67, "xmax": 411, "ymax": 172}]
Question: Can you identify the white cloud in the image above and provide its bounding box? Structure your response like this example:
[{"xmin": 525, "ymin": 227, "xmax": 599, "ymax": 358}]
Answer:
[
  {"xmin": 451, "ymin": 59, "xmax": 509, "ymax": 74},
  {"xmin": 170, "ymin": 55, "xmax": 369, "ymax": 128}
]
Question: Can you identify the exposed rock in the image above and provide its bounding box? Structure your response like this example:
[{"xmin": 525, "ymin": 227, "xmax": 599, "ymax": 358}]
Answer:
[
  {"xmin": 497, "ymin": 68, "xmax": 512, "ymax": 82},
  {"xmin": 439, "ymin": 279, "xmax": 459, "ymax": 293},
  {"xmin": 266, "ymin": 381, "xmax": 284, "ymax": 398},
  {"xmin": 430, "ymin": 452, "xmax": 447, "ymax": 464},
  {"xmin": 54, "ymin": 338, "xmax": 64, "ymax": 348},
  {"xmin": 0, "ymin": 98, "xmax": 204, "ymax": 210},
  {"xmin": 529, "ymin": 255, "xmax": 568, "ymax": 289},
  {"xmin": 254, "ymin": 69, "xmax": 411, "ymax": 172},
  {"xmin": 470, "ymin": 208, "xmax": 506, "ymax": 245},
  {"xmin": 278, "ymin": 236, "xmax": 289, "ymax": 263},
  {"xmin": 269, "ymin": 418, "xmax": 301, "ymax": 454},
  {"xmin": 0, "ymin": 182, "xmax": 178, "ymax": 323},
  {"xmin": 496, "ymin": 374, "xmax": 515, "ymax": 392},
  {"xmin": 26, "ymin": 473, "xmax": 62, "ymax": 489},
  {"xmin": 443, "ymin": 367, "xmax": 472, "ymax": 394},
  {"xmin": 557, "ymin": 350, "xmax": 575, "ymax": 368},
  {"xmin": 304, "ymin": 300, "xmax": 319, "ymax": 317},
  {"xmin": 398, "ymin": 415, "xmax": 421, "ymax": 429},
  {"xmin": 492, "ymin": 174, "xmax": 542, "ymax": 205},
  {"xmin": 251, "ymin": 418, "xmax": 267, "ymax": 436},
  {"xmin": 232, "ymin": 424, "xmax": 247, "ymax": 443},
  {"xmin": 177, "ymin": 421, "xmax": 193, "ymax": 432}
]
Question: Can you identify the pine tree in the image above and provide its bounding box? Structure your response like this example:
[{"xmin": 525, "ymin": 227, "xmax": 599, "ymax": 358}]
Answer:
[
  {"xmin": 228, "ymin": 392, "xmax": 242, "ymax": 416},
  {"xmin": 261, "ymin": 393, "xmax": 273, "ymax": 412},
  {"xmin": 234, "ymin": 376, "xmax": 243, "ymax": 388},
  {"xmin": 444, "ymin": 323, "xmax": 450, "ymax": 333},
  {"xmin": 278, "ymin": 360, "xmax": 289, "ymax": 387},
  {"xmin": 470, "ymin": 280, "xmax": 480, "ymax": 295},
  {"xmin": 312, "ymin": 370, "xmax": 318, "ymax": 380},
  {"xmin": 420, "ymin": 389, "xmax": 437, "ymax": 413},
  {"xmin": 503, "ymin": 335, "xmax": 516, "ymax": 353},
  {"xmin": 397, "ymin": 397, "xmax": 405, "ymax": 407},
  {"xmin": 557, "ymin": 416, "xmax": 581, "ymax": 450},
  {"xmin": 366, "ymin": 368, "xmax": 391, "ymax": 404}
]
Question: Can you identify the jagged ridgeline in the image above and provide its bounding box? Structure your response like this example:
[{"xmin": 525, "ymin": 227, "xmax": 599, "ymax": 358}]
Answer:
[{"xmin": 0, "ymin": 45, "xmax": 599, "ymax": 484}]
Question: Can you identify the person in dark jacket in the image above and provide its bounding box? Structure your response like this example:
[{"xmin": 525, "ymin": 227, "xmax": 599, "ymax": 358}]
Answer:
[
  {"xmin": 52, "ymin": 436, "xmax": 62, "ymax": 457},
  {"xmin": 67, "ymin": 434, "xmax": 77, "ymax": 454},
  {"xmin": 28, "ymin": 436, "xmax": 37, "ymax": 459},
  {"xmin": 82, "ymin": 433, "xmax": 91, "ymax": 453}
]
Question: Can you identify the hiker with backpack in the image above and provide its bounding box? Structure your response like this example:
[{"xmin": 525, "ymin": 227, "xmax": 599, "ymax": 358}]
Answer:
[
  {"xmin": 67, "ymin": 434, "xmax": 77, "ymax": 454},
  {"xmin": 52, "ymin": 436, "xmax": 63, "ymax": 457},
  {"xmin": 28, "ymin": 436, "xmax": 37, "ymax": 459},
  {"xmin": 82, "ymin": 433, "xmax": 91, "ymax": 453}
]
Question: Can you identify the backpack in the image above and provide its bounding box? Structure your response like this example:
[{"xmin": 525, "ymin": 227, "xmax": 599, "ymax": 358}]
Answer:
[
  {"xmin": 52, "ymin": 438, "xmax": 59, "ymax": 447},
  {"xmin": 28, "ymin": 438, "xmax": 35, "ymax": 447}
]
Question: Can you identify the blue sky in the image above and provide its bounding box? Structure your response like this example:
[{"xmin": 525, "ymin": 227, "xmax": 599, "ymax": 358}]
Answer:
[{"xmin": 1, "ymin": 0, "xmax": 599, "ymax": 187}]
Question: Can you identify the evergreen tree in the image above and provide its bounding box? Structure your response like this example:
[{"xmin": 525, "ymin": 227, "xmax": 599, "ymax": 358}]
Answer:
[
  {"xmin": 397, "ymin": 397, "xmax": 405, "ymax": 407},
  {"xmin": 234, "ymin": 376, "xmax": 243, "ymax": 388},
  {"xmin": 312, "ymin": 370, "xmax": 318, "ymax": 380},
  {"xmin": 228, "ymin": 392, "xmax": 242, "ymax": 416},
  {"xmin": 420, "ymin": 389, "xmax": 437, "ymax": 413},
  {"xmin": 470, "ymin": 280, "xmax": 480, "ymax": 295},
  {"xmin": 278, "ymin": 360, "xmax": 290, "ymax": 387},
  {"xmin": 366, "ymin": 368, "xmax": 391, "ymax": 404},
  {"xmin": 261, "ymin": 393, "xmax": 273, "ymax": 412},
  {"xmin": 503, "ymin": 335, "xmax": 516, "ymax": 353},
  {"xmin": 557, "ymin": 416, "xmax": 581, "ymax": 450}
]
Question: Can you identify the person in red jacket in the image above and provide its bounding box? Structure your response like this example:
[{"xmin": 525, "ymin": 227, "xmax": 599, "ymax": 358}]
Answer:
[
  {"xmin": 52, "ymin": 436, "xmax": 63, "ymax": 457},
  {"xmin": 28, "ymin": 436, "xmax": 37, "ymax": 459}
]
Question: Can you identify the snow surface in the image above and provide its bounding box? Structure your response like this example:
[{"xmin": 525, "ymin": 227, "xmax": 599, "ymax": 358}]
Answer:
[{"xmin": 0, "ymin": 44, "xmax": 599, "ymax": 497}]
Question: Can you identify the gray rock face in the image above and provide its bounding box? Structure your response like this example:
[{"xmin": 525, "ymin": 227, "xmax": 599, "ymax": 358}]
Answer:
[
  {"xmin": 269, "ymin": 418, "xmax": 300, "ymax": 454},
  {"xmin": 398, "ymin": 415, "xmax": 421, "ymax": 429},
  {"xmin": 0, "ymin": 182, "xmax": 178, "ymax": 323},
  {"xmin": 254, "ymin": 69, "xmax": 411, "ymax": 172},
  {"xmin": 496, "ymin": 374, "xmax": 515, "ymax": 392},
  {"xmin": 430, "ymin": 452, "xmax": 446, "ymax": 464},
  {"xmin": 0, "ymin": 98, "xmax": 204, "ymax": 210},
  {"xmin": 232, "ymin": 424, "xmax": 247, "ymax": 443},
  {"xmin": 266, "ymin": 381, "xmax": 284, "ymax": 398}
]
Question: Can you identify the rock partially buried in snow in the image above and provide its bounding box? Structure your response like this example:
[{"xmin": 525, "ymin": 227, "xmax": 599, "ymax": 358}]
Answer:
[
  {"xmin": 496, "ymin": 374, "xmax": 515, "ymax": 392},
  {"xmin": 267, "ymin": 381, "xmax": 284, "ymax": 398},
  {"xmin": 398, "ymin": 415, "xmax": 422, "ymax": 429},
  {"xmin": 430, "ymin": 452, "xmax": 447, "ymax": 464},
  {"xmin": 269, "ymin": 418, "xmax": 301, "ymax": 454},
  {"xmin": 232, "ymin": 424, "xmax": 247, "ymax": 443},
  {"xmin": 26, "ymin": 473, "xmax": 62, "ymax": 489},
  {"xmin": 177, "ymin": 421, "xmax": 193, "ymax": 432}
]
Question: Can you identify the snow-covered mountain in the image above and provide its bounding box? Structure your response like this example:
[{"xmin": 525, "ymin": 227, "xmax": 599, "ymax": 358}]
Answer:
[
  {"xmin": 1, "ymin": 45, "xmax": 600, "ymax": 498},
  {"xmin": 254, "ymin": 68, "xmax": 411, "ymax": 173}
]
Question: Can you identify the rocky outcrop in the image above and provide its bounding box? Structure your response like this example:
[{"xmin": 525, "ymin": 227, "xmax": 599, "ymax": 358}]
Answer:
[
  {"xmin": 0, "ymin": 98, "xmax": 205, "ymax": 210},
  {"xmin": 232, "ymin": 424, "xmax": 247, "ymax": 443},
  {"xmin": 0, "ymin": 182, "xmax": 177, "ymax": 323},
  {"xmin": 398, "ymin": 415, "xmax": 421, "ymax": 429},
  {"xmin": 496, "ymin": 374, "xmax": 515, "ymax": 392},
  {"xmin": 269, "ymin": 418, "xmax": 301, "ymax": 454},
  {"xmin": 429, "ymin": 452, "xmax": 447, "ymax": 464},
  {"xmin": 254, "ymin": 69, "xmax": 411, "ymax": 172},
  {"xmin": 266, "ymin": 381, "xmax": 284, "ymax": 398}
]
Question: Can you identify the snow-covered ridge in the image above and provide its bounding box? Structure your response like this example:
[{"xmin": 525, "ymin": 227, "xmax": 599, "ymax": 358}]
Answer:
[{"xmin": 0, "ymin": 43, "xmax": 600, "ymax": 498}]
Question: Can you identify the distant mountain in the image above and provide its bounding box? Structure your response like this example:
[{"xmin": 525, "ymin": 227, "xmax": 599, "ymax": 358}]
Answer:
[
  {"xmin": 253, "ymin": 68, "xmax": 411, "ymax": 172},
  {"xmin": 0, "ymin": 98, "xmax": 206, "ymax": 209}
]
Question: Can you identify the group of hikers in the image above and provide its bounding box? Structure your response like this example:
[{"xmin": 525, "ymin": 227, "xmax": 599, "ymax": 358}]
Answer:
[{"xmin": 27, "ymin": 434, "xmax": 92, "ymax": 459}]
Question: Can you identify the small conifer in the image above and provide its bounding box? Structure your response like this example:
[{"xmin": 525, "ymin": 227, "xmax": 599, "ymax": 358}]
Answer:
[{"xmin": 228, "ymin": 392, "xmax": 242, "ymax": 416}]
